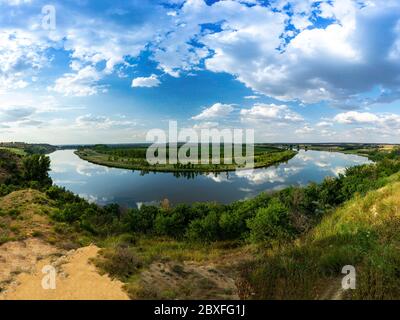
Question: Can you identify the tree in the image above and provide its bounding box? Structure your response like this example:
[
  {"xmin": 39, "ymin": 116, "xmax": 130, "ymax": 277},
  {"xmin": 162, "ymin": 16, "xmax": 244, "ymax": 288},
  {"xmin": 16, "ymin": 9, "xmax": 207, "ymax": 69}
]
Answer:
[{"xmin": 23, "ymin": 154, "xmax": 52, "ymax": 186}]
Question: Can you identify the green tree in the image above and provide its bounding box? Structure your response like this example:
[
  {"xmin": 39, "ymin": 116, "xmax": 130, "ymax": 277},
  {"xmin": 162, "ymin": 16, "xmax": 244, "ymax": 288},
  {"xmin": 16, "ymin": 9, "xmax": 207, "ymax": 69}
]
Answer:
[{"xmin": 23, "ymin": 154, "xmax": 52, "ymax": 186}]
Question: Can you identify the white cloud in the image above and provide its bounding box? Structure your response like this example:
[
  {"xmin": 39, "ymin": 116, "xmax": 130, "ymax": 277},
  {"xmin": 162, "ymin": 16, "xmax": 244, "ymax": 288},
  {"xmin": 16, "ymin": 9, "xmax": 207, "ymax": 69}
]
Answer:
[
  {"xmin": 49, "ymin": 66, "xmax": 107, "ymax": 97},
  {"xmin": 240, "ymin": 103, "xmax": 303, "ymax": 123},
  {"xmin": 192, "ymin": 121, "xmax": 219, "ymax": 129},
  {"xmin": 334, "ymin": 111, "xmax": 380, "ymax": 124},
  {"xmin": 148, "ymin": 0, "xmax": 400, "ymax": 106},
  {"xmin": 244, "ymin": 95, "xmax": 260, "ymax": 100},
  {"xmin": 316, "ymin": 121, "xmax": 333, "ymax": 127},
  {"xmin": 0, "ymin": 29, "xmax": 51, "ymax": 93},
  {"xmin": 131, "ymin": 74, "xmax": 161, "ymax": 88},
  {"xmin": 192, "ymin": 103, "xmax": 234, "ymax": 120},
  {"xmin": 295, "ymin": 125, "xmax": 315, "ymax": 135},
  {"xmin": 75, "ymin": 114, "xmax": 135, "ymax": 130}
]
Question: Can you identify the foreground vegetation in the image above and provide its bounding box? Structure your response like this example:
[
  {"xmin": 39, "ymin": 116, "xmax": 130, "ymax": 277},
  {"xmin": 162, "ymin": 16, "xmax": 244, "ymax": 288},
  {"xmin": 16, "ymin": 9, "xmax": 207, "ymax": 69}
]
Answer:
[
  {"xmin": 1, "ymin": 144, "xmax": 400, "ymax": 299},
  {"xmin": 239, "ymin": 172, "xmax": 400, "ymax": 299},
  {"xmin": 75, "ymin": 144, "xmax": 297, "ymax": 172}
]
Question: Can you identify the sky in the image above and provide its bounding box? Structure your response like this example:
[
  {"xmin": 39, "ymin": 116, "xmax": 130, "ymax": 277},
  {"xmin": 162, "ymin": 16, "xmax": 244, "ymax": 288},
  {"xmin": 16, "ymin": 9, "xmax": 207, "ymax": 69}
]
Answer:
[{"xmin": 0, "ymin": 0, "xmax": 400, "ymax": 144}]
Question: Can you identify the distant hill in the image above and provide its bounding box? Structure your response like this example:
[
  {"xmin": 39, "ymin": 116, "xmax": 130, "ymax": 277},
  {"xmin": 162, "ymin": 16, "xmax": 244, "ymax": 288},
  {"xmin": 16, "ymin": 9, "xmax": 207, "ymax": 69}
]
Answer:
[{"xmin": 0, "ymin": 142, "xmax": 57, "ymax": 155}]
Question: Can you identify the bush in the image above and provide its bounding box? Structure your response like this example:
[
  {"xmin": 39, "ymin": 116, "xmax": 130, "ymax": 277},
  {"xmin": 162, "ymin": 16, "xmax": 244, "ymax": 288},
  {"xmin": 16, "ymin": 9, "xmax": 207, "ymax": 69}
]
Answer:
[
  {"xmin": 125, "ymin": 206, "xmax": 160, "ymax": 234},
  {"xmin": 97, "ymin": 246, "xmax": 143, "ymax": 281},
  {"xmin": 186, "ymin": 211, "xmax": 221, "ymax": 242},
  {"xmin": 247, "ymin": 199, "xmax": 291, "ymax": 244}
]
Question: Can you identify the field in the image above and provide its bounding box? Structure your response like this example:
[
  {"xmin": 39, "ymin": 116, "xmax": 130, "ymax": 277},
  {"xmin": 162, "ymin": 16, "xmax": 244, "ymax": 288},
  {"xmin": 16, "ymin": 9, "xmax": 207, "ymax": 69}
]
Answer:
[
  {"xmin": 75, "ymin": 144, "xmax": 297, "ymax": 172},
  {"xmin": 0, "ymin": 147, "xmax": 26, "ymax": 156}
]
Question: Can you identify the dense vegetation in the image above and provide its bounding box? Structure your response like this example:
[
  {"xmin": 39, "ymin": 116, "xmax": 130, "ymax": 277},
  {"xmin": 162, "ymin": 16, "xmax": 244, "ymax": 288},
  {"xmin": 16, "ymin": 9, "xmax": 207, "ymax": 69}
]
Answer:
[
  {"xmin": 0, "ymin": 150, "xmax": 52, "ymax": 196},
  {"xmin": 75, "ymin": 144, "xmax": 297, "ymax": 173}
]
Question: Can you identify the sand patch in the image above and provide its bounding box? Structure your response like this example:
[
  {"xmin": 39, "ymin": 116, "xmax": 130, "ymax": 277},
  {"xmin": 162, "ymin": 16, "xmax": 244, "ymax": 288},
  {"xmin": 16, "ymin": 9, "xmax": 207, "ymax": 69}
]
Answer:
[
  {"xmin": 1, "ymin": 244, "xmax": 129, "ymax": 300},
  {"xmin": 0, "ymin": 238, "xmax": 60, "ymax": 288}
]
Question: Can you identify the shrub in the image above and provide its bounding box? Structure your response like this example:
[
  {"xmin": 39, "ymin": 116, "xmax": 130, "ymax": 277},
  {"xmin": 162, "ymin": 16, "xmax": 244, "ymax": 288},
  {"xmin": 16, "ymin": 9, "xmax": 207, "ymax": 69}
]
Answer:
[
  {"xmin": 247, "ymin": 198, "xmax": 291, "ymax": 244},
  {"xmin": 125, "ymin": 206, "xmax": 160, "ymax": 234},
  {"xmin": 186, "ymin": 211, "xmax": 221, "ymax": 242},
  {"xmin": 97, "ymin": 246, "xmax": 143, "ymax": 281}
]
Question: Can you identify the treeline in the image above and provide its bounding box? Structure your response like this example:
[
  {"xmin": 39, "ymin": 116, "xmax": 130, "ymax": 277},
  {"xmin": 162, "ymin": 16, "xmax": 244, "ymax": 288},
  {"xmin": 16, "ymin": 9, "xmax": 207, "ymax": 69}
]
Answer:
[{"xmin": 44, "ymin": 150, "xmax": 400, "ymax": 245}]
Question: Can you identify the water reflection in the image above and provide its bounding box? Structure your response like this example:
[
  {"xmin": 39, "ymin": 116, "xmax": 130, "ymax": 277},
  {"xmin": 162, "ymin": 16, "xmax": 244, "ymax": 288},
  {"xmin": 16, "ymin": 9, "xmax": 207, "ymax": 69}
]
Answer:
[{"xmin": 49, "ymin": 149, "xmax": 371, "ymax": 207}]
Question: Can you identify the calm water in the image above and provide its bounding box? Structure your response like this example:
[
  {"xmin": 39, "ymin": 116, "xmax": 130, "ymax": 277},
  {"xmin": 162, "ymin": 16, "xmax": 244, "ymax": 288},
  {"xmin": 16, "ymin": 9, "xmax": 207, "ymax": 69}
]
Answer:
[{"xmin": 49, "ymin": 150, "xmax": 371, "ymax": 208}]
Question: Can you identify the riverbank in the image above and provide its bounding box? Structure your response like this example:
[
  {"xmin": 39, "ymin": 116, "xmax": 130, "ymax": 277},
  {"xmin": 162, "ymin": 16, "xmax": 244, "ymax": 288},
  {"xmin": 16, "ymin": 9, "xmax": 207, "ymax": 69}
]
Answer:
[{"xmin": 75, "ymin": 148, "xmax": 297, "ymax": 173}]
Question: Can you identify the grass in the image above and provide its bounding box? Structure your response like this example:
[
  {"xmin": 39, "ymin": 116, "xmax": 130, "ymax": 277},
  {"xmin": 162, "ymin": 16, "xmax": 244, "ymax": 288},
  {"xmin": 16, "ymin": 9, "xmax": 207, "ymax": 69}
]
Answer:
[
  {"xmin": 0, "ymin": 147, "xmax": 26, "ymax": 156},
  {"xmin": 0, "ymin": 189, "xmax": 86, "ymax": 249},
  {"xmin": 237, "ymin": 172, "xmax": 400, "ymax": 299},
  {"xmin": 75, "ymin": 146, "xmax": 297, "ymax": 173},
  {"xmin": 94, "ymin": 234, "xmax": 250, "ymax": 299}
]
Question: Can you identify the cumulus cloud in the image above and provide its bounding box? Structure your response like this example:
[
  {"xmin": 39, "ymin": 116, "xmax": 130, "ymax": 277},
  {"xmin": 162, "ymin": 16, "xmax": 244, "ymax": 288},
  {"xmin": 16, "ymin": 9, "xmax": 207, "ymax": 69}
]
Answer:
[
  {"xmin": 0, "ymin": 29, "xmax": 51, "ymax": 93},
  {"xmin": 316, "ymin": 121, "xmax": 333, "ymax": 127},
  {"xmin": 192, "ymin": 121, "xmax": 219, "ymax": 129},
  {"xmin": 131, "ymin": 74, "xmax": 161, "ymax": 88},
  {"xmin": 75, "ymin": 114, "xmax": 136, "ymax": 130},
  {"xmin": 295, "ymin": 125, "xmax": 315, "ymax": 135},
  {"xmin": 332, "ymin": 111, "xmax": 400, "ymax": 140},
  {"xmin": 49, "ymin": 66, "xmax": 107, "ymax": 97},
  {"xmin": 148, "ymin": 0, "xmax": 400, "ymax": 106},
  {"xmin": 334, "ymin": 111, "xmax": 380, "ymax": 124},
  {"xmin": 3, "ymin": 0, "xmax": 400, "ymax": 107},
  {"xmin": 192, "ymin": 103, "xmax": 234, "ymax": 120},
  {"xmin": 240, "ymin": 103, "xmax": 303, "ymax": 123}
]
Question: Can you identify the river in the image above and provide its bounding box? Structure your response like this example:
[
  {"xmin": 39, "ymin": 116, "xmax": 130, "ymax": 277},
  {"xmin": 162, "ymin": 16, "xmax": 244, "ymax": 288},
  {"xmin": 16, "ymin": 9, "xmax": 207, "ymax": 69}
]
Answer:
[{"xmin": 49, "ymin": 149, "xmax": 371, "ymax": 207}]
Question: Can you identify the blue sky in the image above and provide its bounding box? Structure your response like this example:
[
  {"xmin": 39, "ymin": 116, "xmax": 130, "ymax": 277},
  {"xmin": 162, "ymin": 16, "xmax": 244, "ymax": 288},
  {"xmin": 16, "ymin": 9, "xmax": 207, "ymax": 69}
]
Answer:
[{"xmin": 0, "ymin": 0, "xmax": 400, "ymax": 144}]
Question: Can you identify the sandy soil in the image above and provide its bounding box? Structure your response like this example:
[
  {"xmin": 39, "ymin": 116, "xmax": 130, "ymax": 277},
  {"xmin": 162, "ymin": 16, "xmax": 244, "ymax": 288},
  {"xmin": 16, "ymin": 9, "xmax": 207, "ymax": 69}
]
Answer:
[
  {"xmin": 0, "ymin": 244, "xmax": 129, "ymax": 300},
  {"xmin": 0, "ymin": 238, "xmax": 60, "ymax": 287}
]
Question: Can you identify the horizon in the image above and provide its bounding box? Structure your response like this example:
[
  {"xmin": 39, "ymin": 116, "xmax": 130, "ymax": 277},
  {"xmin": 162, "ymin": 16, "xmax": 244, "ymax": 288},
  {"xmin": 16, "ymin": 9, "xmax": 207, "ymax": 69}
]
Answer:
[
  {"xmin": 1, "ymin": 0, "xmax": 400, "ymax": 144},
  {"xmin": 2, "ymin": 141, "xmax": 400, "ymax": 147}
]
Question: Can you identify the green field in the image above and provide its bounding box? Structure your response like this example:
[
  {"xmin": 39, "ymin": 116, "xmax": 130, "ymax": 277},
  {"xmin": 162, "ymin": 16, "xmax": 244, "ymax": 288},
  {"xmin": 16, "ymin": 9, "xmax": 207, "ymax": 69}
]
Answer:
[
  {"xmin": 0, "ymin": 147, "xmax": 27, "ymax": 156},
  {"xmin": 75, "ymin": 144, "xmax": 297, "ymax": 172}
]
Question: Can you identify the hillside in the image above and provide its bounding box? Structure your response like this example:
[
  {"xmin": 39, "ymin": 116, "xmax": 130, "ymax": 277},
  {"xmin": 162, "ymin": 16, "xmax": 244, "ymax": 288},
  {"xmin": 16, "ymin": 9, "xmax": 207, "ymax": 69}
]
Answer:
[
  {"xmin": 0, "ymin": 189, "xmax": 129, "ymax": 300},
  {"xmin": 238, "ymin": 172, "xmax": 400, "ymax": 299}
]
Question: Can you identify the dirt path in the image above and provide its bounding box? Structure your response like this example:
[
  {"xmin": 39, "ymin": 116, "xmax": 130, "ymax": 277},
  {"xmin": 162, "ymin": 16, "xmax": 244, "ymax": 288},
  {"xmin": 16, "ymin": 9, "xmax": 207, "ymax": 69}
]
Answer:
[
  {"xmin": 318, "ymin": 278, "xmax": 344, "ymax": 300},
  {"xmin": 0, "ymin": 243, "xmax": 129, "ymax": 300}
]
